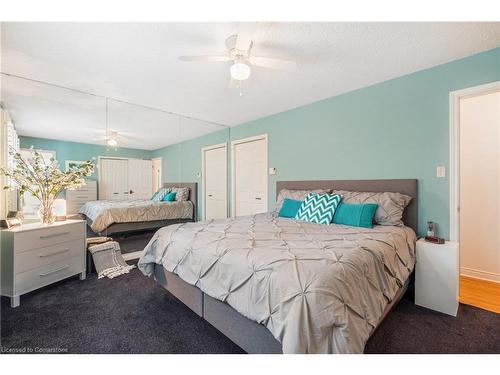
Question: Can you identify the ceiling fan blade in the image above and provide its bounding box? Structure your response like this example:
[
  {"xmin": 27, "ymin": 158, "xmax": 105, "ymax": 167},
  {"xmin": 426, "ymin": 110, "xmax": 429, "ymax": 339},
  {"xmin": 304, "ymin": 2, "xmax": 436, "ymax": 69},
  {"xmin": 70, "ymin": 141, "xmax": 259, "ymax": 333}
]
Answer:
[
  {"xmin": 235, "ymin": 23, "xmax": 257, "ymax": 52},
  {"xmin": 179, "ymin": 55, "xmax": 231, "ymax": 62},
  {"xmin": 249, "ymin": 56, "xmax": 297, "ymax": 72}
]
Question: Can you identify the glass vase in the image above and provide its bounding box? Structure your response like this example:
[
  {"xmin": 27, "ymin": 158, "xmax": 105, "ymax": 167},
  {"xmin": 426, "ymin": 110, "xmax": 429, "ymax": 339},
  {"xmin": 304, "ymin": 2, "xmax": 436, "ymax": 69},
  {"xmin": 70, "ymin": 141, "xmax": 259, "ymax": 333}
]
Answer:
[{"xmin": 38, "ymin": 202, "xmax": 56, "ymax": 225}]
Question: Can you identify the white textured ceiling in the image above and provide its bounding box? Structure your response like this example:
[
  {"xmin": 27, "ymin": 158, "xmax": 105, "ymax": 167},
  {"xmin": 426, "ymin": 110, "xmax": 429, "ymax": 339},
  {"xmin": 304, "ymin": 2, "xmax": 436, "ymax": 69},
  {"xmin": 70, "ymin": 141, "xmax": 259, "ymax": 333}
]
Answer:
[{"xmin": 1, "ymin": 22, "xmax": 500, "ymax": 150}]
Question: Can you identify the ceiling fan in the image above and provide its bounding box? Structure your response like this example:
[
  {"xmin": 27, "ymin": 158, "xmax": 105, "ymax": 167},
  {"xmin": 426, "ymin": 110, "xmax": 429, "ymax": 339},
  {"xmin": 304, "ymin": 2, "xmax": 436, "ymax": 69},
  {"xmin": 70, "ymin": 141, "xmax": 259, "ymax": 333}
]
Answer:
[{"xmin": 179, "ymin": 27, "xmax": 297, "ymax": 92}]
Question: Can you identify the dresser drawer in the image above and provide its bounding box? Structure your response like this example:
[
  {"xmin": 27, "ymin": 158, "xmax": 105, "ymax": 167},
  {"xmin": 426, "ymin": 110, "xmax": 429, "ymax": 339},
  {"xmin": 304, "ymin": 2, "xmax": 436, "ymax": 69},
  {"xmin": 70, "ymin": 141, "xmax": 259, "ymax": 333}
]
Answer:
[
  {"xmin": 15, "ymin": 239, "xmax": 84, "ymax": 274},
  {"xmin": 66, "ymin": 195, "xmax": 97, "ymax": 204},
  {"xmin": 14, "ymin": 222, "xmax": 84, "ymax": 254},
  {"xmin": 15, "ymin": 255, "xmax": 84, "ymax": 295},
  {"xmin": 67, "ymin": 199, "xmax": 94, "ymax": 209}
]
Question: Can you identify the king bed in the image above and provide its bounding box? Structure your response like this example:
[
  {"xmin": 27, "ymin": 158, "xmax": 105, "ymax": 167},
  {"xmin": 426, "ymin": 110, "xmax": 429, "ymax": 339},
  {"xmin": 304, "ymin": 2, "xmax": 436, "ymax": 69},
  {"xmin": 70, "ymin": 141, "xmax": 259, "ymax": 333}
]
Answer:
[
  {"xmin": 79, "ymin": 182, "xmax": 197, "ymax": 236},
  {"xmin": 138, "ymin": 179, "xmax": 418, "ymax": 354}
]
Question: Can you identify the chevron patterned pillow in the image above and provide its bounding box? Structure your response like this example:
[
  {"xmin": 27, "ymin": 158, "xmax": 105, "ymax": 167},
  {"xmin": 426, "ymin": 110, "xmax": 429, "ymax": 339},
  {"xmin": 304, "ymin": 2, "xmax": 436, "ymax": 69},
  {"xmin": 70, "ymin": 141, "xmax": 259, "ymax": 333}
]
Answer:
[{"xmin": 295, "ymin": 193, "xmax": 342, "ymax": 225}]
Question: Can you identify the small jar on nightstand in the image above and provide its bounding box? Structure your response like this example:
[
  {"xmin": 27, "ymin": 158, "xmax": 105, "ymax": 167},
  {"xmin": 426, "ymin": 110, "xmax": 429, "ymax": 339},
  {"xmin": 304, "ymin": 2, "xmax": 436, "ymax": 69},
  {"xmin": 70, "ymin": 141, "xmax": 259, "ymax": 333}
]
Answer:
[{"xmin": 415, "ymin": 238, "xmax": 459, "ymax": 316}]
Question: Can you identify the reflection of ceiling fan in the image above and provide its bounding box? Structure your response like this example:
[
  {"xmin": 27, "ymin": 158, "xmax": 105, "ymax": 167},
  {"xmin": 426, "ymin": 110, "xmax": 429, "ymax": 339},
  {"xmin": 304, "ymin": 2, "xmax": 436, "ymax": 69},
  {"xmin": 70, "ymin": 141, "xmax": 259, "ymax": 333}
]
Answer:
[
  {"xmin": 179, "ymin": 28, "xmax": 297, "ymax": 90},
  {"xmin": 95, "ymin": 130, "xmax": 125, "ymax": 147}
]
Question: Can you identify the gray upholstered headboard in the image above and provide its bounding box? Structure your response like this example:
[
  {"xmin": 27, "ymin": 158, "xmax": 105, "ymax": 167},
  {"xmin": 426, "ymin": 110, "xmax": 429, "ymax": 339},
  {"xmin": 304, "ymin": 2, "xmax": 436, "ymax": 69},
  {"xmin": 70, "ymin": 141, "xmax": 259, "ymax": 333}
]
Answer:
[
  {"xmin": 276, "ymin": 179, "xmax": 418, "ymax": 232},
  {"xmin": 163, "ymin": 182, "xmax": 198, "ymax": 221}
]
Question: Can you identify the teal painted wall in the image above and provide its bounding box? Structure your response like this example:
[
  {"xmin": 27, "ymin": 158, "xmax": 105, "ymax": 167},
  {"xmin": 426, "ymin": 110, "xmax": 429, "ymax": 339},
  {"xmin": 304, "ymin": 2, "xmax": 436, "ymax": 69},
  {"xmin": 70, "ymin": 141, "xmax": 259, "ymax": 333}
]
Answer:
[
  {"xmin": 19, "ymin": 136, "xmax": 153, "ymax": 180},
  {"xmin": 153, "ymin": 47, "xmax": 500, "ymax": 237}
]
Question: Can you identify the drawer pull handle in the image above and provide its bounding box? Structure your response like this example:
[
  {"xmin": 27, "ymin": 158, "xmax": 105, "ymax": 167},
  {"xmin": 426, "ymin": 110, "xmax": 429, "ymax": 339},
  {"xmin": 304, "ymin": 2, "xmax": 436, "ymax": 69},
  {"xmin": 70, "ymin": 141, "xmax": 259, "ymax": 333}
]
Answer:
[
  {"xmin": 76, "ymin": 196, "xmax": 89, "ymax": 198},
  {"xmin": 39, "ymin": 231, "xmax": 70, "ymax": 239},
  {"xmin": 255, "ymin": 197, "xmax": 262, "ymax": 200},
  {"xmin": 39, "ymin": 248, "xmax": 70, "ymax": 258},
  {"xmin": 39, "ymin": 265, "xmax": 69, "ymax": 277}
]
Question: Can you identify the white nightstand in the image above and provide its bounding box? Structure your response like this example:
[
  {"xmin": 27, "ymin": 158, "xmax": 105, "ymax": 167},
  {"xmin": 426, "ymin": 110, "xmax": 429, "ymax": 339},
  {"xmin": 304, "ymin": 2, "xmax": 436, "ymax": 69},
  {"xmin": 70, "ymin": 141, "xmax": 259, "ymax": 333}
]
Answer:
[
  {"xmin": 415, "ymin": 238, "xmax": 459, "ymax": 316},
  {"xmin": 0, "ymin": 220, "xmax": 86, "ymax": 307}
]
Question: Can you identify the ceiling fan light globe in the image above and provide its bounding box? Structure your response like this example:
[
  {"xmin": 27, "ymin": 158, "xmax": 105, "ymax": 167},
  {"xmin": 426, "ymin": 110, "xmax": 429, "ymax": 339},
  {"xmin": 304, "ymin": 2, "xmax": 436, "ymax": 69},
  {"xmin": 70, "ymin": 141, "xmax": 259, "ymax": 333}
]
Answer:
[
  {"xmin": 230, "ymin": 62, "xmax": 251, "ymax": 81},
  {"xmin": 107, "ymin": 138, "xmax": 118, "ymax": 147}
]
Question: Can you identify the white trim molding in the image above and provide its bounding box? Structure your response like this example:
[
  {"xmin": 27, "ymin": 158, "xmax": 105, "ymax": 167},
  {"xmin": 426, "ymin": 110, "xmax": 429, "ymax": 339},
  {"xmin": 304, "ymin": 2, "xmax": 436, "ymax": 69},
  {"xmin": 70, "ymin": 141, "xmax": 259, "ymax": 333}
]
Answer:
[
  {"xmin": 460, "ymin": 267, "xmax": 500, "ymax": 283},
  {"xmin": 448, "ymin": 81, "xmax": 500, "ymax": 242},
  {"xmin": 231, "ymin": 134, "xmax": 268, "ymax": 218},
  {"xmin": 201, "ymin": 142, "xmax": 228, "ymax": 221}
]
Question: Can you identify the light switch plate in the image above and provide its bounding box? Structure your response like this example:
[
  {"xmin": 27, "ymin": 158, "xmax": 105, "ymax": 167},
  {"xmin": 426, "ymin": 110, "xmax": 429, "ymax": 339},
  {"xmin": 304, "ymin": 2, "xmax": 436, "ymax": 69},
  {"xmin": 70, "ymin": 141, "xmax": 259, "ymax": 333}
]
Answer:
[
  {"xmin": 436, "ymin": 166, "xmax": 446, "ymax": 178},
  {"xmin": 269, "ymin": 167, "xmax": 277, "ymax": 176}
]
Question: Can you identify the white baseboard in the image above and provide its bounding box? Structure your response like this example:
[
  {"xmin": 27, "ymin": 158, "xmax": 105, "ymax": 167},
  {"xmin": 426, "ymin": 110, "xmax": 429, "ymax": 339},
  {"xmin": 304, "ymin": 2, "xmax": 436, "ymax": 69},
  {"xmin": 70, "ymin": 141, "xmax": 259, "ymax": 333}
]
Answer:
[
  {"xmin": 123, "ymin": 250, "xmax": 143, "ymax": 261},
  {"xmin": 460, "ymin": 267, "xmax": 500, "ymax": 283}
]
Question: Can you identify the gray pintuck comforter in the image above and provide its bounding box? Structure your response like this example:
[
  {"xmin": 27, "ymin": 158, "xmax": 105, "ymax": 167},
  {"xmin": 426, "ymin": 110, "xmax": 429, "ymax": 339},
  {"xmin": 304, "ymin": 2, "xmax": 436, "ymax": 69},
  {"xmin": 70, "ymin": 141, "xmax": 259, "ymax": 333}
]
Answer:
[
  {"xmin": 138, "ymin": 213, "xmax": 416, "ymax": 354},
  {"xmin": 79, "ymin": 200, "xmax": 193, "ymax": 232}
]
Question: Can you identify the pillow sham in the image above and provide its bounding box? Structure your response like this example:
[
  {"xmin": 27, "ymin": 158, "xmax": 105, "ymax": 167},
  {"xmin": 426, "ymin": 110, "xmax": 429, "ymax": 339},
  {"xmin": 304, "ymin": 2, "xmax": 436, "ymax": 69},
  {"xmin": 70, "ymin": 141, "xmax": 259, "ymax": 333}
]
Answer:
[
  {"xmin": 295, "ymin": 193, "xmax": 342, "ymax": 225},
  {"xmin": 275, "ymin": 188, "xmax": 330, "ymax": 212},
  {"xmin": 332, "ymin": 203, "xmax": 378, "ymax": 228},
  {"xmin": 151, "ymin": 187, "xmax": 170, "ymax": 202},
  {"xmin": 162, "ymin": 192, "xmax": 177, "ymax": 202},
  {"xmin": 170, "ymin": 187, "xmax": 190, "ymax": 201},
  {"xmin": 331, "ymin": 190, "xmax": 412, "ymax": 227},
  {"xmin": 278, "ymin": 198, "xmax": 303, "ymax": 218}
]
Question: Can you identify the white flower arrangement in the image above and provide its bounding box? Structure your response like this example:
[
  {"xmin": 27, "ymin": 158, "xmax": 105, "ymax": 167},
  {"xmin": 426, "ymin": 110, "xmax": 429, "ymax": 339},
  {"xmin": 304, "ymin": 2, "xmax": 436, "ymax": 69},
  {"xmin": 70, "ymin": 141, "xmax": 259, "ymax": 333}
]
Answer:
[{"xmin": 1, "ymin": 147, "xmax": 95, "ymax": 224}]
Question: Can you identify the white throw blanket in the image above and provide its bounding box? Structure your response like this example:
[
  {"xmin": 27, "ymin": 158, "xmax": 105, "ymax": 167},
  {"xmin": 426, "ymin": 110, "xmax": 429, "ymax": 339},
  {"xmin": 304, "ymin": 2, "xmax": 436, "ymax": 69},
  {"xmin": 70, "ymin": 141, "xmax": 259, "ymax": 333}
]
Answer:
[{"xmin": 88, "ymin": 241, "xmax": 135, "ymax": 279}]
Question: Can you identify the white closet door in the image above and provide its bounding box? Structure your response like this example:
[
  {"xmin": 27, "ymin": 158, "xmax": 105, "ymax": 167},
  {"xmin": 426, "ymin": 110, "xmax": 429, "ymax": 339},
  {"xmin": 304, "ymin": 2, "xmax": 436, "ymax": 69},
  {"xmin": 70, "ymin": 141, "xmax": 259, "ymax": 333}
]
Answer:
[
  {"xmin": 128, "ymin": 159, "xmax": 153, "ymax": 200},
  {"xmin": 232, "ymin": 136, "xmax": 267, "ymax": 217},
  {"xmin": 99, "ymin": 158, "xmax": 129, "ymax": 201},
  {"xmin": 203, "ymin": 145, "xmax": 227, "ymax": 220}
]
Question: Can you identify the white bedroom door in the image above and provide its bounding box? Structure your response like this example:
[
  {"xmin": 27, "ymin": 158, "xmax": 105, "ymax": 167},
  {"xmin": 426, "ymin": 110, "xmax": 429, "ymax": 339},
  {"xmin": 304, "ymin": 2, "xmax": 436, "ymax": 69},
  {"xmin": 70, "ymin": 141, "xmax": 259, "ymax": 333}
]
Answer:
[
  {"xmin": 128, "ymin": 159, "xmax": 153, "ymax": 200},
  {"xmin": 203, "ymin": 144, "xmax": 227, "ymax": 220},
  {"xmin": 151, "ymin": 157, "xmax": 162, "ymax": 193},
  {"xmin": 99, "ymin": 158, "xmax": 129, "ymax": 201},
  {"xmin": 232, "ymin": 135, "xmax": 268, "ymax": 217}
]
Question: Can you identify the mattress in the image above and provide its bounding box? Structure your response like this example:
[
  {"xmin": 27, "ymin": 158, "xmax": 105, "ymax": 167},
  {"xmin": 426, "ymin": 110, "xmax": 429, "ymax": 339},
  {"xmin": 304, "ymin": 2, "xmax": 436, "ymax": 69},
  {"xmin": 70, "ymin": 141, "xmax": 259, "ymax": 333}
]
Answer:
[
  {"xmin": 138, "ymin": 212, "xmax": 416, "ymax": 353},
  {"xmin": 79, "ymin": 200, "xmax": 193, "ymax": 233}
]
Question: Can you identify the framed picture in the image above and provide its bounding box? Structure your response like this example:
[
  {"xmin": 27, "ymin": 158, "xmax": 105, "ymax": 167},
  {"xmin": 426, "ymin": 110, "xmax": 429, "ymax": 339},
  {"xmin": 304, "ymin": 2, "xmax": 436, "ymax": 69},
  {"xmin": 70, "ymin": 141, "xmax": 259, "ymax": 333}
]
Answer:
[
  {"xmin": 65, "ymin": 160, "xmax": 86, "ymax": 171},
  {"xmin": 2, "ymin": 211, "xmax": 23, "ymax": 229}
]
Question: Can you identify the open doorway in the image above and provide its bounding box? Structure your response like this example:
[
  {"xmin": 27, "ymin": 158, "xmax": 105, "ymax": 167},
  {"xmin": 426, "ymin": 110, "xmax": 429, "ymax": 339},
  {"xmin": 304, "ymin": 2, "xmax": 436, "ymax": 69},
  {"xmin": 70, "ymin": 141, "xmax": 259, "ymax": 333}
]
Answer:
[
  {"xmin": 450, "ymin": 82, "xmax": 500, "ymax": 313},
  {"xmin": 152, "ymin": 157, "xmax": 162, "ymax": 193}
]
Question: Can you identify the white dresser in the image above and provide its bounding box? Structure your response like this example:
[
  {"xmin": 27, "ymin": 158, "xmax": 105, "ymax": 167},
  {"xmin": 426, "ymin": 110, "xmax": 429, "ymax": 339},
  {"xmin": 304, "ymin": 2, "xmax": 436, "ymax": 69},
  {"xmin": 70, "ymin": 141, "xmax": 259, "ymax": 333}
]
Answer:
[
  {"xmin": 415, "ymin": 238, "xmax": 459, "ymax": 316},
  {"xmin": 66, "ymin": 180, "xmax": 97, "ymax": 215},
  {"xmin": 0, "ymin": 220, "xmax": 86, "ymax": 307}
]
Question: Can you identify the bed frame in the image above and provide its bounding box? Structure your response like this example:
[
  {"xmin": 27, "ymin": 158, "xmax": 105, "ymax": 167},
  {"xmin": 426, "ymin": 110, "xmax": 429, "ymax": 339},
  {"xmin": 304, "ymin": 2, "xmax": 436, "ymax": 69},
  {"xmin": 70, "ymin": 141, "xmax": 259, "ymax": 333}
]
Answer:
[
  {"xmin": 153, "ymin": 179, "xmax": 418, "ymax": 354},
  {"xmin": 84, "ymin": 182, "xmax": 197, "ymax": 236}
]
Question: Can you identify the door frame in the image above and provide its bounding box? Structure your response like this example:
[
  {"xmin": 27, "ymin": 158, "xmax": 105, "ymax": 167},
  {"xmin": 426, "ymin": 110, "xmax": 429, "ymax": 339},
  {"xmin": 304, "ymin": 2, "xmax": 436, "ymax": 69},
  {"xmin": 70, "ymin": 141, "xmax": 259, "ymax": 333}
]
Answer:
[
  {"xmin": 449, "ymin": 81, "xmax": 500, "ymax": 242},
  {"xmin": 201, "ymin": 142, "xmax": 228, "ymax": 220},
  {"xmin": 151, "ymin": 157, "xmax": 162, "ymax": 193},
  {"xmin": 231, "ymin": 134, "xmax": 268, "ymax": 218}
]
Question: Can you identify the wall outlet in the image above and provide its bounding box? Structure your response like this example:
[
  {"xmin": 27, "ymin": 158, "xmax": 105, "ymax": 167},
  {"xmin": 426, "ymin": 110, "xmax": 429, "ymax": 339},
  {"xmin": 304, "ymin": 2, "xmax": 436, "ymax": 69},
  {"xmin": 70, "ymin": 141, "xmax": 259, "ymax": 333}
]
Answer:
[{"xmin": 436, "ymin": 165, "xmax": 446, "ymax": 178}]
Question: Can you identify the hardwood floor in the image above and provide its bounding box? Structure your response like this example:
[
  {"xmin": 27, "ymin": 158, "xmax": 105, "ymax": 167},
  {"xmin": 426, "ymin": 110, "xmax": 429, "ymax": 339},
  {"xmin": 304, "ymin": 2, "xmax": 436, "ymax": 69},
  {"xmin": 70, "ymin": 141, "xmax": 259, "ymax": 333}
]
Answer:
[{"xmin": 459, "ymin": 275, "xmax": 500, "ymax": 314}]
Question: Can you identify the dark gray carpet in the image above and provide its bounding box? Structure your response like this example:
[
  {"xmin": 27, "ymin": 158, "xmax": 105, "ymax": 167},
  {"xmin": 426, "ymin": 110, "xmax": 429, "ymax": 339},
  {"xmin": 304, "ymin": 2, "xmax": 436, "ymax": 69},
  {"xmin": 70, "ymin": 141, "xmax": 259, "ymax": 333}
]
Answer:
[
  {"xmin": 1, "ymin": 266, "xmax": 244, "ymax": 354},
  {"xmin": 1, "ymin": 264, "xmax": 499, "ymax": 354}
]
